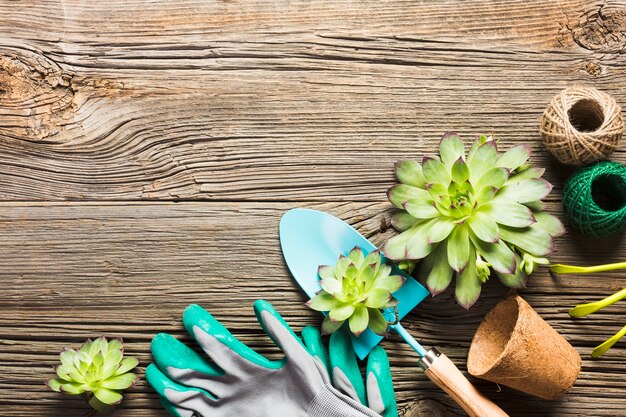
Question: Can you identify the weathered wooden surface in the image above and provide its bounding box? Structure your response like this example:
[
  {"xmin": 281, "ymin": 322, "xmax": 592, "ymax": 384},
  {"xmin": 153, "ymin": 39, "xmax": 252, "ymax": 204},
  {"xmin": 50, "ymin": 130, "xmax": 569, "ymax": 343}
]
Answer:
[{"xmin": 0, "ymin": 0, "xmax": 625, "ymax": 416}]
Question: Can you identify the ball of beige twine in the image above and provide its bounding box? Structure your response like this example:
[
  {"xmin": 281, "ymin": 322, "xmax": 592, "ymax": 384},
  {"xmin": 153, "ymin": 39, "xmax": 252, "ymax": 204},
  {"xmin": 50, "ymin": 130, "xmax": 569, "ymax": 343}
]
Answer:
[{"xmin": 540, "ymin": 86, "xmax": 623, "ymax": 166}]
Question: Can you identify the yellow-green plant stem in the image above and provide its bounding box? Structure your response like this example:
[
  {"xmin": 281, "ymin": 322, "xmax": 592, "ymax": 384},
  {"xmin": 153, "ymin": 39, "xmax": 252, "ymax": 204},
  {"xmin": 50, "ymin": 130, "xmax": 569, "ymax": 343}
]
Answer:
[
  {"xmin": 592, "ymin": 325, "xmax": 626, "ymax": 358},
  {"xmin": 550, "ymin": 262, "xmax": 626, "ymax": 274},
  {"xmin": 569, "ymin": 288, "xmax": 626, "ymax": 317}
]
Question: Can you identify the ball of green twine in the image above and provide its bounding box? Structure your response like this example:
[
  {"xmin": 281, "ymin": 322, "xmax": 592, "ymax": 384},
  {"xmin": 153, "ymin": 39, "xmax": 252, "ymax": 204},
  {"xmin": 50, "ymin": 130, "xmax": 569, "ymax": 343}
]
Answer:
[{"xmin": 563, "ymin": 161, "xmax": 626, "ymax": 238}]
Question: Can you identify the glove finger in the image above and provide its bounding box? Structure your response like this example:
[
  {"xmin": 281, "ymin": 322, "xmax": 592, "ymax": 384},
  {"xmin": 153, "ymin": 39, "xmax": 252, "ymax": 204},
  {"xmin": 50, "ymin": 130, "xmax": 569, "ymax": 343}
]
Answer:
[
  {"xmin": 183, "ymin": 304, "xmax": 275, "ymax": 373},
  {"xmin": 329, "ymin": 329, "xmax": 367, "ymax": 404},
  {"xmin": 366, "ymin": 346, "xmax": 398, "ymax": 417},
  {"xmin": 152, "ymin": 333, "xmax": 237, "ymax": 397},
  {"xmin": 146, "ymin": 363, "xmax": 217, "ymax": 415},
  {"xmin": 253, "ymin": 300, "xmax": 310, "ymax": 362},
  {"xmin": 302, "ymin": 326, "xmax": 330, "ymax": 372}
]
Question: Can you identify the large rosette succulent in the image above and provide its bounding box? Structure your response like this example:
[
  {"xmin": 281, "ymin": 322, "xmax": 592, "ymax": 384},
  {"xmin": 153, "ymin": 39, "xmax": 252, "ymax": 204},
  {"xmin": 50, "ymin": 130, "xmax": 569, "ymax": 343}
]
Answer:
[{"xmin": 384, "ymin": 132, "xmax": 564, "ymax": 308}]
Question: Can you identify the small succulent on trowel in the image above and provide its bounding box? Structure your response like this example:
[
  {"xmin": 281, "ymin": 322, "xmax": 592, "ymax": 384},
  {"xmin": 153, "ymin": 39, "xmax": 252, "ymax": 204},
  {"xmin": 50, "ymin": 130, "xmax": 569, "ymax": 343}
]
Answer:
[
  {"xmin": 307, "ymin": 247, "xmax": 405, "ymax": 336},
  {"xmin": 385, "ymin": 132, "xmax": 564, "ymax": 308},
  {"xmin": 48, "ymin": 337, "xmax": 139, "ymax": 413}
]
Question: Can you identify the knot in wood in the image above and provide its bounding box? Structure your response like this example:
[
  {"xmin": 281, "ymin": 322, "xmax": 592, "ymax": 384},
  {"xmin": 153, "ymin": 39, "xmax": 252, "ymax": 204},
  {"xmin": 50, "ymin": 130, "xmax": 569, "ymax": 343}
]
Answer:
[
  {"xmin": 0, "ymin": 48, "xmax": 75, "ymax": 142},
  {"xmin": 571, "ymin": 5, "xmax": 626, "ymax": 53}
]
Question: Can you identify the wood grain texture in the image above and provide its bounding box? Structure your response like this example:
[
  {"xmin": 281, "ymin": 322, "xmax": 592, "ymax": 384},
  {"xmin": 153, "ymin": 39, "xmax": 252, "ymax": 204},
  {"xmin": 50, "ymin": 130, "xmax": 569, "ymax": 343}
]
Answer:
[
  {"xmin": 0, "ymin": 0, "xmax": 625, "ymax": 416},
  {"xmin": 0, "ymin": 0, "xmax": 625, "ymax": 201}
]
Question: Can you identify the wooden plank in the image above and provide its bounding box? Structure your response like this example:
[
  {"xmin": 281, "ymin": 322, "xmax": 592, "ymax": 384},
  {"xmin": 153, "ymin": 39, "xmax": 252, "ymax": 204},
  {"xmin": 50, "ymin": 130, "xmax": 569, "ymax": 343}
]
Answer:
[
  {"xmin": 0, "ymin": 202, "xmax": 624, "ymax": 416},
  {"xmin": 0, "ymin": 1, "xmax": 625, "ymax": 201}
]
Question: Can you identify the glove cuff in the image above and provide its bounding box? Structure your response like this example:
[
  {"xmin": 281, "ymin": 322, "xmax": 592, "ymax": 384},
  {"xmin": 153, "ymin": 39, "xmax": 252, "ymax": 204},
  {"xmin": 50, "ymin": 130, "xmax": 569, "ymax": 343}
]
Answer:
[{"xmin": 307, "ymin": 384, "xmax": 382, "ymax": 417}]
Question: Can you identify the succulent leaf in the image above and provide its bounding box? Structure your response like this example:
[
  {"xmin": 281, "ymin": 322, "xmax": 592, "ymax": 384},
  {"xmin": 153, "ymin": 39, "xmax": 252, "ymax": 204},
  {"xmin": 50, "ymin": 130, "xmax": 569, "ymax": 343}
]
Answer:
[
  {"xmin": 329, "ymin": 304, "xmax": 356, "ymax": 321},
  {"xmin": 427, "ymin": 218, "xmax": 456, "ymax": 243},
  {"xmin": 348, "ymin": 246, "xmax": 365, "ymax": 265},
  {"xmin": 391, "ymin": 211, "xmax": 419, "ymax": 232},
  {"xmin": 48, "ymin": 378, "xmax": 62, "ymax": 392},
  {"xmin": 395, "ymin": 160, "xmax": 427, "ymax": 187},
  {"xmin": 499, "ymin": 224, "xmax": 554, "ymax": 256},
  {"xmin": 533, "ymin": 211, "xmax": 566, "ymax": 237},
  {"xmin": 320, "ymin": 278, "xmax": 342, "ymax": 295},
  {"xmin": 321, "ymin": 317, "xmax": 344, "ymax": 335},
  {"xmin": 471, "ymin": 236, "xmax": 516, "ymax": 274},
  {"xmin": 475, "ymin": 186, "xmax": 498, "ymax": 206},
  {"xmin": 373, "ymin": 274, "xmax": 405, "ymax": 293},
  {"xmin": 474, "ymin": 167, "xmax": 509, "ymax": 191},
  {"xmin": 495, "ymin": 178, "xmax": 552, "ymax": 204},
  {"xmin": 423, "ymin": 157, "xmax": 451, "ymax": 186},
  {"xmin": 93, "ymin": 387, "xmax": 123, "ymax": 405},
  {"xmin": 447, "ymin": 225, "xmax": 470, "ymax": 273},
  {"xmin": 406, "ymin": 221, "xmax": 437, "ymax": 260},
  {"xmin": 386, "ymin": 133, "xmax": 559, "ymax": 308},
  {"xmin": 468, "ymin": 140, "xmax": 497, "ymax": 183},
  {"xmin": 451, "ymin": 157, "xmax": 470, "ymax": 183},
  {"xmin": 306, "ymin": 247, "xmax": 406, "ymax": 336},
  {"xmin": 424, "ymin": 244, "xmax": 454, "ymax": 295},
  {"xmin": 468, "ymin": 211, "xmax": 499, "ymax": 243},
  {"xmin": 100, "ymin": 373, "xmax": 137, "ymax": 390},
  {"xmin": 509, "ymin": 166, "xmax": 545, "ymax": 181},
  {"xmin": 383, "ymin": 232, "xmax": 411, "ymax": 261},
  {"xmin": 495, "ymin": 253, "xmax": 527, "ymax": 288},
  {"xmin": 334, "ymin": 256, "xmax": 351, "ymax": 279},
  {"xmin": 495, "ymin": 144, "xmax": 530, "ymax": 170},
  {"xmin": 404, "ymin": 199, "xmax": 439, "ymax": 219},
  {"xmin": 439, "ymin": 132, "xmax": 465, "ymax": 169},
  {"xmin": 318, "ymin": 265, "xmax": 336, "ymax": 280},
  {"xmin": 115, "ymin": 357, "xmax": 139, "ymax": 376},
  {"xmin": 480, "ymin": 201, "xmax": 536, "ymax": 228},
  {"xmin": 455, "ymin": 248, "xmax": 482, "ymax": 309},
  {"xmin": 384, "ymin": 219, "xmax": 435, "ymax": 261},
  {"xmin": 368, "ymin": 308, "xmax": 389, "ymax": 335},
  {"xmin": 363, "ymin": 249, "xmax": 382, "ymax": 269},
  {"xmin": 365, "ymin": 288, "xmax": 392, "ymax": 308},
  {"xmin": 310, "ymin": 293, "xmax": 337, "ymax": 310},
  {"xmin": 349, "ymin": 305, "xmax": 369, "ymax": 336},
  {"xmin": 387, "ymin": 184, "xmax": 430, "ymax": 208}
]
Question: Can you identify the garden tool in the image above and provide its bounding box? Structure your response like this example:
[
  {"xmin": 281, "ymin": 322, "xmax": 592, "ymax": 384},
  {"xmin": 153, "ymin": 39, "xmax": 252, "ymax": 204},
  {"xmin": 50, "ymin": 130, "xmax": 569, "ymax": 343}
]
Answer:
[
  {"xmin": 280, "ymin": 208, "xmax": 509, "ymax": 417},
  {"xmin": 146, "ymin": 300, "xmax": 392, "ymax": 417},
  {"xmin": 551, "ymin": 262, "xmax": 626, "ymax": 357}
]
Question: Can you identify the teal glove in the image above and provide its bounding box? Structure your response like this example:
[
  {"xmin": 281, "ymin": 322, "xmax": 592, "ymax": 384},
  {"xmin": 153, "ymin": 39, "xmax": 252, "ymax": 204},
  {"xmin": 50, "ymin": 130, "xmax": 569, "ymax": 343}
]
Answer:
[
  {"xmin": 302, "ymin": 327, "xmax": 398, "ymax": 417},
  {"xmin": 146, "ymin": 300, "xmax": 383, "ymax": 417}
]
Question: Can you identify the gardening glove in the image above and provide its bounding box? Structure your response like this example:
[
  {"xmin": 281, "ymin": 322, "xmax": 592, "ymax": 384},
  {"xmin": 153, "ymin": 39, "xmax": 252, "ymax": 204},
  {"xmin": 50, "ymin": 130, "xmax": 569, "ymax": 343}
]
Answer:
[
  {"xmin": 302, "ymin": 326, "xmax": 398, "ymax": 417},
  {"xmin": 146, "ymin": 300, "xmax": 382, "ymax": 417}
]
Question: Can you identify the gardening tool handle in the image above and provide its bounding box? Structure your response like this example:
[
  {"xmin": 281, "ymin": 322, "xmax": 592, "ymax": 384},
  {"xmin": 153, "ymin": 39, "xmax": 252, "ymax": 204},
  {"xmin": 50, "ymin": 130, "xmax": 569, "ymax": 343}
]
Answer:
[{"xmin": 420, "ymin": 349, "xmax": 509, "ymax": 417}]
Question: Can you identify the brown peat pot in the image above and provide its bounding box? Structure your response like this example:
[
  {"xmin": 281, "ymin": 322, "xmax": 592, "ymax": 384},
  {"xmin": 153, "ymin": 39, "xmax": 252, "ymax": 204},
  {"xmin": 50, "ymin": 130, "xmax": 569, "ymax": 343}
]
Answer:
[{"xmin": 467, "ymin": 295, "xmax": 581, "ymax": 400}]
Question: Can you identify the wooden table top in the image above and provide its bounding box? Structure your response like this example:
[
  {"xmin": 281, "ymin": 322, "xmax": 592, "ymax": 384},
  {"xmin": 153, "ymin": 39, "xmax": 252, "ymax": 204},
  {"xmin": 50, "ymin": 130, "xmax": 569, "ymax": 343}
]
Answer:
[{"xmin": 1, "ymin": 1, "xmax": 625, "ymax": 416}]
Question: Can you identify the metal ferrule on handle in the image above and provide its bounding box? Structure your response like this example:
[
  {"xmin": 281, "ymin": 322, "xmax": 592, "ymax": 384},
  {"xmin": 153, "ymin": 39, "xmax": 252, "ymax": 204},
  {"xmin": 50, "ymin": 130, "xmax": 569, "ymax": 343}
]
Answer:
[{"xmin": 417, "ymin": 347, "xmax": 441, "ymax": 371}]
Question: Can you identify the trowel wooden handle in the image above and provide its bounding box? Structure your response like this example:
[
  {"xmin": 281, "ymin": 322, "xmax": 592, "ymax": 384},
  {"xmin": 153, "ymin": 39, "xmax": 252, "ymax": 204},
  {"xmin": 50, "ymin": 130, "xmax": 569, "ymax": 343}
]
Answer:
[{"xmin": 420, "ymin": 349, "xmax": 509, "ymax": 417}]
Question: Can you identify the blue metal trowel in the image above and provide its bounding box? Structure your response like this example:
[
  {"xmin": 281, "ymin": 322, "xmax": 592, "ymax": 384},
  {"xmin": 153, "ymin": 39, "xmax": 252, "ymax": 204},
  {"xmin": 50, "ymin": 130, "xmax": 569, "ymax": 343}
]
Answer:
[{"xmin": 279, "ymin": 208, "xmax": 510, "ymax": 417}]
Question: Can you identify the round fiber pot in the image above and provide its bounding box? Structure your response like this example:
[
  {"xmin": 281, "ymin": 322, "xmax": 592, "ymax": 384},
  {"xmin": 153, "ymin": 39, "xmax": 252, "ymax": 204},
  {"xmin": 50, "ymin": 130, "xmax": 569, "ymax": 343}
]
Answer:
[{"xmin": 467, "ymin": 295, "xmax": 581, "ymax": 400}]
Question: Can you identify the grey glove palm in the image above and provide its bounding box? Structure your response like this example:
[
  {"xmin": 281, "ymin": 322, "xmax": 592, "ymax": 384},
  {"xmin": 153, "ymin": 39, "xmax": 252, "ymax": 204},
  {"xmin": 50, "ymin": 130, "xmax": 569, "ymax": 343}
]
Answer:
[{"xmin": 146, "ymin": 300, "xmax": 385, "ymax": 417}]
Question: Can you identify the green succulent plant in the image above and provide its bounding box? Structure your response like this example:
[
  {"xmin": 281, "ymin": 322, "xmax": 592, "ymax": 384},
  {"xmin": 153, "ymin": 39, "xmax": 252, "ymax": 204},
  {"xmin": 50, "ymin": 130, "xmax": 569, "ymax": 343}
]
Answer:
[
  {"xmin": 48, "ymin": 337, "xmax": 139, "ymax": 413},
  {"xmin": 385, "ymin": 132, "xmax": 564, "ymax": 308},
  {"xmin": 306, "ymin": 247, "xmax": 406, "ymax": 336}
]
